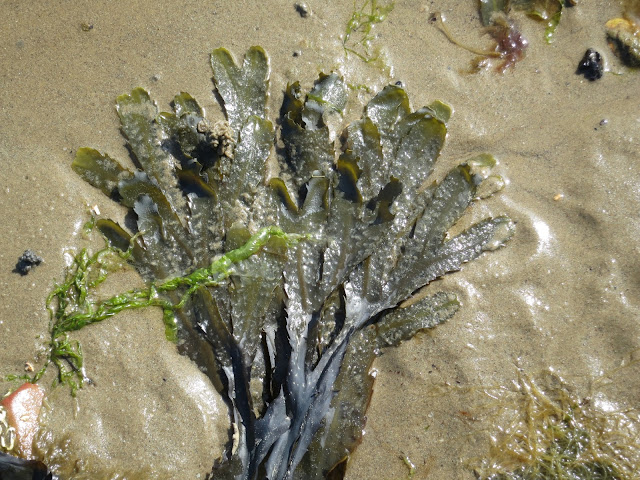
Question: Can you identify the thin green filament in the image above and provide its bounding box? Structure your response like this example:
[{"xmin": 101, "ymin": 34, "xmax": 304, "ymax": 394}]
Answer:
[{"xmin": 30, "ymin": 225, "xmax": 303, "ymax": 395}]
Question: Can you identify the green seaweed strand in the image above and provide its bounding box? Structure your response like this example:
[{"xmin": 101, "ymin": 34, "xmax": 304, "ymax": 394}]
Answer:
[
  {"xmin": 343, "ymin": 0, "xmax": 394, "ymax": 63},
  {"xmin": 30, "ymin": 225, "xmax": 303, "ymax": 395}
]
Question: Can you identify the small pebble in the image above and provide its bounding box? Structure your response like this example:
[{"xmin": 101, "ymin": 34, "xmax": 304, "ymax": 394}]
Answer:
[
  {"xmin": 14, "ymin": 250, "xmax": 43, "ymax": 275},
  {"xmin": 294, "ymin": 2, "xmax": 311, "ymax": 18},
  {"xmin": 576, "ymin": 48, "xmax": 603, "ymax": 81}
]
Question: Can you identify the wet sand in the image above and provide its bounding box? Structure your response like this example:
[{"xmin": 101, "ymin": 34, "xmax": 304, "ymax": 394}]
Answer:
[{"xmin": 0, "ymin": 1, "xmax": 639, "ymax": 478}]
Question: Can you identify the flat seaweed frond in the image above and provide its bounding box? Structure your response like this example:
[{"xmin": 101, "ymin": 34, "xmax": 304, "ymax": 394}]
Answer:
[{"xmin": 11, "ymin": 47, "xmax": 513, "ymax": 479}]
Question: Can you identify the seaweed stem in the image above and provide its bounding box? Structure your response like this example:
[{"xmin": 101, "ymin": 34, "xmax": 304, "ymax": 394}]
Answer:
[{"xmin": 434, "ymin": 12, "xmax": 502, "ymax": 58}]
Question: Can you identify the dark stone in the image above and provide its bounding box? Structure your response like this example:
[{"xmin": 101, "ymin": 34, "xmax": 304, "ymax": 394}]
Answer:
[
  {"xmin": 14, "ymin": 249, "xmax": 43, "ymax": 275},
  {"xmin": 0, "ymin": 451, "xmax": 55, "ymax": 479},
  {"xmin": 294, "ymin": 2, "xmax": 311, "ymax": 18},
  {"xmin": 576, "ymin": 48, "xmax": 603, "ymax": 81}
]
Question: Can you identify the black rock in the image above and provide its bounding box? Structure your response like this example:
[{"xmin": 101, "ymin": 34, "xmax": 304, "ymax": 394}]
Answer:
[
  {"xmin": 294, "ymin": 2, "xmax": 310, "ymax": 17},
  {"xmin": 0, "ymin": 451, "xmax": 55, "ymax": 480},
  {"xmin": 576, "ymin": 48, "xmax": 603, "ymax": 81},
  {"xmin": 14, "ymin": 250, "xmax": 43, "ymax": 275}
]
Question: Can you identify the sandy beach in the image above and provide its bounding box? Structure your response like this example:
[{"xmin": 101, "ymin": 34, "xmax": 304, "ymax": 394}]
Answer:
[{"xmin": 1, "ymin": 1, "xmax": 639, "ymax": 478}]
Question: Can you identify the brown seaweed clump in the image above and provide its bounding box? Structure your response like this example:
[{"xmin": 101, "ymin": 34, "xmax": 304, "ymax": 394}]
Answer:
[{"xmin": 472, "ymin": 369, "xmax": 640, "ymax": 480}]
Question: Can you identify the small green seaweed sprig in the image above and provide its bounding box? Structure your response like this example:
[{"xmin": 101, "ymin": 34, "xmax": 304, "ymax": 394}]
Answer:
[
  {"xmin": 30, "ymin": 223, "xmax": 303, "ymax": 396},
  {"xmin": 343, "ymin": 0, "xmax": 394, "ymax": 63}
]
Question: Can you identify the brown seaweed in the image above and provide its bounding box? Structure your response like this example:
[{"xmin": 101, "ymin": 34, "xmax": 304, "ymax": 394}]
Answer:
[{"xmin": 65, "ymin": 47, "xmax": 513, "ymax": 479}]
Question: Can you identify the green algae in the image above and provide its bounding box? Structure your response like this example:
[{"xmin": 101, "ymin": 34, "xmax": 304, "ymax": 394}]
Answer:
[
  {"xmin": 26, "ymin": 222, "xmax": 301, "ymax": 396},
  {"xmin": 343, "ymin": 0, "xmax": 394, "ymax": 67}
]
